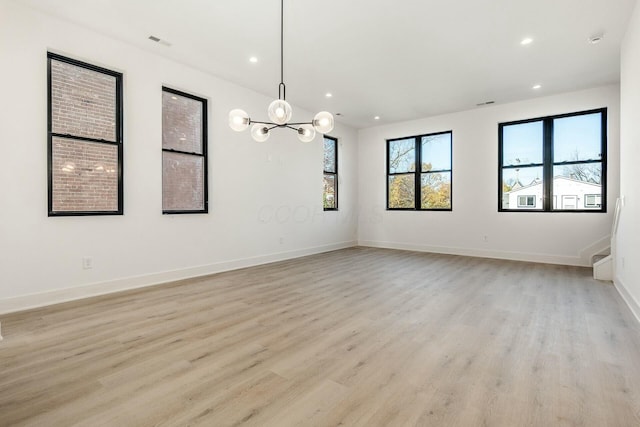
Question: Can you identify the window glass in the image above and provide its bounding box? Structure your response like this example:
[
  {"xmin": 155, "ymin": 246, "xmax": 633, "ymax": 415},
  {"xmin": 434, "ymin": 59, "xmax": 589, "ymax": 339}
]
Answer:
[
  {"xmin": 553, "ymin": 113, "xmax": 602, "ymax": 162},
  {"xmin": 388, "ymin": 174, "xmax": 415, "ymax": 208},
  {"xmin": 51, "ymin": 59, "xmax": 117, "ymax": 142},
  {"xmin": 499, "ymin": 109, "xmax": 606, "ymax": 212},
  {"xmin": 389, "ymin": 138, "xmax": 416, "ymax": 173},
  {"xmin": 387, "ymin": 131, "xmax": 452, "ymax": 211},
  {"xmin": 502, "ymin": 121, "xmax": 543, "ymax": 167},
  {"xmin": 162, "ymin": 152, "xmax": 205, "ymax": 211},
  {"xmin": 421, "ymin": 172, "xmax": 451, "ymax": 209},
  {"xmin": 162, "ymin": 87, "xmax": 207, "ymax": 213},
  {"xmin": 421, "ymin": 134, "xmax": 451, "ymax": 171},
  {"xmin": 323, "ymin": 138, "xmax": 336, "ymax": 173},
  {"xmin": 323, "ymin": 174, "xmax": 336, "ymax": 209},
  {"xmin": 552, "ymin": 164, "xmax": 602, "ymax": 211},
  {"xmin": 48, "ymin": 53, "xmax": 122, "ymax": 216},
  {"xmin": 51, "ymin": 138, "xmax": 119, "ymax": 212},
  {"xmin": 323, "ymin": 136, "xmax": 338, "ymax": 210},
  {"xmin": 162, "ymin": 92, "xmax": 203, "ymax": 154}
]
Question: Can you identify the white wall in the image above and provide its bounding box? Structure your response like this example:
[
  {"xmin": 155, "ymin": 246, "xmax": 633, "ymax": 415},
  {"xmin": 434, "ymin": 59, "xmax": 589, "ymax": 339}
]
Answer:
[
  {"xmin": 0, "ymin": 1, "xmax": 358, "ymax": 313},
  {"xmin": 616, "ymin": 0, "xmax": 640, "ymax": 322},
  {"xmin": 358, "ymin": 86, "xmax": 620, "ymax": 266}
]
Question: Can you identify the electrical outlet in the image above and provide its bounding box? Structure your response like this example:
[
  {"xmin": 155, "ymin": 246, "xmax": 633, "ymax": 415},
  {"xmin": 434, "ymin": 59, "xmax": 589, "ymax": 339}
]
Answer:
[
  {"xmin": 82, "ymin": 256, "xmax": 93, "ymax": 270},
  {"xmin": 279, "ymin": 237, "xmax": 284, "ymax": 244},
  {"xmin": 483, "ymin": 235, "xmax": 489, "ymax": 243}
]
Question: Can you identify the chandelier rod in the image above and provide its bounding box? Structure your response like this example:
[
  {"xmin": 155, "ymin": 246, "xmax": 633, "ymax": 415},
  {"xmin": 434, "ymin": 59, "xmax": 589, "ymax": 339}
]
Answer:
[{"xmin": 279, "ymin": 0, "xmax": 286, "ymax": 101}]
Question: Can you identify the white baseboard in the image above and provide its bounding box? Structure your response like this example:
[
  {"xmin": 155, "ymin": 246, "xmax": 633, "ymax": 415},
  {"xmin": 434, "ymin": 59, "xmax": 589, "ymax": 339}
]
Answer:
[
  {"xmin": 0, "ymin": 241, "xmax": 357, "ymax": 315},
  {"xmin": 614, "ymin": 276, "xmax": 640, "ymax": 325},
  {"xmin": 357, "ymin": 240, "xmax": 587, "ymax": 267}
]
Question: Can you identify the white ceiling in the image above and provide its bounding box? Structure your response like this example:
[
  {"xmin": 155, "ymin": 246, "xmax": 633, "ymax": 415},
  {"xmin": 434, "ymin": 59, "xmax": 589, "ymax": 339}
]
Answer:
[{"xmin": 21, "ymin": 0, "xmax": 637, "ymax": 128}]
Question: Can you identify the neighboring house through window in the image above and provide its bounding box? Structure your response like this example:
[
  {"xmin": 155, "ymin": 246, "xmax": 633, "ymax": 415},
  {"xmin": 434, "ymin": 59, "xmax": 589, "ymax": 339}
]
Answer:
[
  {"xmin": 499, "ymin": 108, "xmax": 606, "ymax": 212},
  {"xmin": 387, "ymin": 131, "xmax": 452, "ymax": 210},
  {"xmin": 162, "ymin": 87, "xmax": 208, "ymax": 214},
  {"xmin": 47, "ymin": 53, "xmax": 123, "ymax": 216}
]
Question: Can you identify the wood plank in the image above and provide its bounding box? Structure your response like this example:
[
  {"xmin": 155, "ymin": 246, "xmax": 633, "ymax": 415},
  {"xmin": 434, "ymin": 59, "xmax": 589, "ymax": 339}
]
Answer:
[{"xmin": 1, "ymin": 247, "xmax": 640, "ymax": 426}]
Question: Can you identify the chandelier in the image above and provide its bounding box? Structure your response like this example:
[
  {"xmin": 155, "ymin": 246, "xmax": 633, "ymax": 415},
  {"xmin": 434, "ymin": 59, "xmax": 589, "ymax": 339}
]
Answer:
[{"xmin": 228, "ymin": 0, "xmax": 334, "ymax": 142}]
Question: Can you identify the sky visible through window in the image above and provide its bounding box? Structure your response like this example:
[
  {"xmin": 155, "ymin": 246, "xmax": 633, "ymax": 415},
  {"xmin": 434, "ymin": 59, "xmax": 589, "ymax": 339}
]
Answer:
[
  {"xmin": 421, "ymin": 134, "xmax": 451, "ymax": 171},
  {"xmin": 503, "ymin": 113, "xmax": 602, "ymax": 168}
]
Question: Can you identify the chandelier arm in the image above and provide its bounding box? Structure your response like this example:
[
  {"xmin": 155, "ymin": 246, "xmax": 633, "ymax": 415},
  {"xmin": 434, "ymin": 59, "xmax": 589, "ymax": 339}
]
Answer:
[
  {"xmin": 250, "ymin": 120, "xmax": 277, "ymax": 125},
  {"xmin": 287, "ymin": 121, "xmax": 313, "ymax": 126}
]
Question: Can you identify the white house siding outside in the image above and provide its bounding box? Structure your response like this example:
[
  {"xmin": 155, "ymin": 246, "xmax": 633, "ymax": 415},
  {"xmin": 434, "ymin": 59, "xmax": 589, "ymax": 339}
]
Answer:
[{"xmin": 504, "ymin": 177, "xmax": 601, "ymax": 210}]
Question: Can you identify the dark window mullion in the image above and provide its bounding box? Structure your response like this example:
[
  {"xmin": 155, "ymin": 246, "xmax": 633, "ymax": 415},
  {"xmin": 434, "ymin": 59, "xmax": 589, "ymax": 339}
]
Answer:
[
  {"xmin": 162, "ymin": 148, "xmax": 205, "ymax": 157},
  {"xmin": 414, "ymin": 137, "xmax": 421, "ymax": 210},
  {"xmin": 51, "ymin": 133, "xmax": 119, "ymax": 146},
  {"xmin": 426, "ymin": 168, "xmax": 453, "ymax": 174},
  {"xmin": 543, "ymin": 118, "xmax": 553, "ymax": 211},
  {"xmin": 553, "ymin": 159, "xmax": 603, "ymax": 167},
  {"xmin": 600, "ymin": 111, "xmax": 607, "ymax": 212},
  {"xmin": 502, "ymin": 163, "xmax": 544, "ymax": 170}
]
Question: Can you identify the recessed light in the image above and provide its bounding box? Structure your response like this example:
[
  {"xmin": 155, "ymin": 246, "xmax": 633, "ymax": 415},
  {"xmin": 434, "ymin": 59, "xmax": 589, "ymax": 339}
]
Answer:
[
  {"xmin": 325, "ymin": 93, "xmax": 332, "ymax": 98},
  {"xmin": 521, "ymin": 37, "xmax": 533, "ymax": 45},
  {"xmin": 171, "ymin": 96, "xmax": 178, "ymax": 100},
  {"xmin": 249, "ymin": 56, "xmax": 258, "ymax": 63},
  {"xmin": 374, "ymin": 116, "xmax": 380, "ymax": 120},
  {"xmin": 532, "ymin": 84, "xmax": 542, "ymax": 90}
]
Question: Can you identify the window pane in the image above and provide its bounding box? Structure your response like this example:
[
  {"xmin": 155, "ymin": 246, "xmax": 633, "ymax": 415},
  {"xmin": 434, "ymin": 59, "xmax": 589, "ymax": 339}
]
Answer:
[
  {"xmin": 502, "ymin": 121, "xmax": 543, "ymax": 166},
  {"xmin": 421, "ymin": 172, "xmax": 451, "ymax": 209},
  {"xmin": 51, "ymin": 137, "xmax": 118, "ymax": 212},
  {"xmin": 552, "ymin": 163, "xmax": 601, "ymax": 210},
  {"xmin": 501, "ymin": 166, "xmax": 543, "ymax": 210},
  {"xmin": 388, "ymin": 174, "xmax": 415, "ymax": 208},
  {"xmin": 51, "ymin": 59, "xmax": 117, "ymax": 141},
  {"xmin": 162, "ymin": 92, "xmax": 203, "ymax": 154},
  {"xmin": 163, "ymin": 152, "xmax": 205, "ymax": 211},
  {"xmin": 389, "ymin": 139, "xmax": 416, "ymax": 173},
  {"xmin": 323, "ymin": 138, "xmax": 336, "ymax": 173},
  {"xmin": 421, "ymin": 133, "xmax": 451, "ymax": 171},
  {"xmin": 553, "ymin": 113, "xmax": 602, "ymax": 162},
  {"xmin": 323, "ymin": 174, "xmax": 336, "ymax": 209}
]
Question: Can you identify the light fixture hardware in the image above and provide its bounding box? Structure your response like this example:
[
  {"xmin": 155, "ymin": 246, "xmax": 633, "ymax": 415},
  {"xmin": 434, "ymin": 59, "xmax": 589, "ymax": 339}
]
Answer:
[{"xmin": 228, "ymin": 0, "xmax": 334, "ymax": 142}]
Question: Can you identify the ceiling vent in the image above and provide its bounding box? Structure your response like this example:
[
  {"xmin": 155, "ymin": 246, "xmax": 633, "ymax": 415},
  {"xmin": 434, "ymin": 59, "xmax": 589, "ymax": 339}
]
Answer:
[
  {"xmin": 148, "ymin": 35, "xmax": 172, "ymax": 47},
  {"xmin": 588, "ymin": 34, "xmax": 605, "ymax": 44}
]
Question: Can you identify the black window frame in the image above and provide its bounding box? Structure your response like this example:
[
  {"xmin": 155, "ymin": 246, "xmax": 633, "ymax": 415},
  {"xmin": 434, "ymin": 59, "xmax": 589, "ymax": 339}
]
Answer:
[
  {"xmin": 386, "ymin": 130, "xmax": 453, "ymax": 211},
  {"xmin": 161, "ymin": 86, "xmax": 208, "ymax": 215},
  {"xmin": 47, "ymin": 52, "xmax": 124, "ymax": 217},
  {"xmin": 323, "ymin": 135, "xmax": 338, "ymax": 211},
  {"xmin": 498, "ymin": 108, "xmax": 607, "ymax": 213}
]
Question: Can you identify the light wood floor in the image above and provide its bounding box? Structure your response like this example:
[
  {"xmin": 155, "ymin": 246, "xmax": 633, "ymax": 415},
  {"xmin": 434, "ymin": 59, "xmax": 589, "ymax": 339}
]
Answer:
[{"xmin": 1, "ymin": 247, "xmax": 640, "ymax": 426}]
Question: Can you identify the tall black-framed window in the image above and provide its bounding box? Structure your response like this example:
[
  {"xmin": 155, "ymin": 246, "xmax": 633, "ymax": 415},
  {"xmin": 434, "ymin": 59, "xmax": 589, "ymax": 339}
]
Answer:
[
  {"xmin": 387, "ymin": 131, "xmax": 452, "ymax": 210},
  {"xmin": 323, "ymin": 135, "xmax": 338, "ymax": 210},
  {"xmin": 162, "ymin": 87, "xmax": 208, "ymax": 214},
  {"xmin": 47, "ymin": 52, "xmax": 123, "ymax": 216},
  {"xmin": 499, "ymin": 108, "xmax": 606, "ymax": 212}
]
